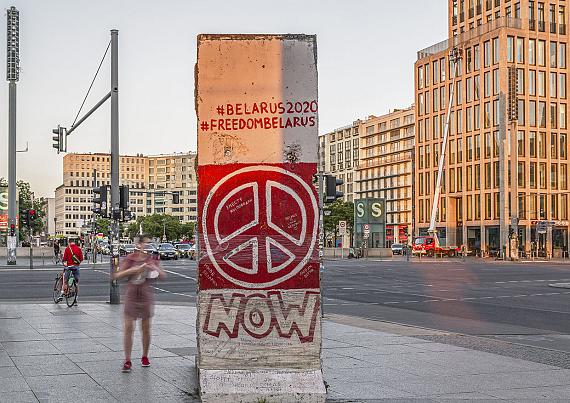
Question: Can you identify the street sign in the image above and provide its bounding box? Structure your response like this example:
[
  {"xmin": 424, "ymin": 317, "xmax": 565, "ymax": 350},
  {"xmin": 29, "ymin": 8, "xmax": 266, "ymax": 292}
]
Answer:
[
  {"xmin": 7, "ymin": 236, "xmax": 16, "ymax": 249},
  {"xmin": 338, "ymin": 220, "xmax": 346, "ymax": 236},
  {"xmin": 363, "ymin": 233, "xmax": 369, "ymax": 240},
  {"xmin": 363, "ymin": 223, "xmax": 370, "ymax": 235}
]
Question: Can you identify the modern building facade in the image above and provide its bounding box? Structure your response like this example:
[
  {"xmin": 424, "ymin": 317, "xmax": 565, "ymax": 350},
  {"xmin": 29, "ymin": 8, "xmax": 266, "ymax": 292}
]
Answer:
[
  {"xmin": 319, "ymin": 121, "xmax": 361, "ymax": 203},
  {"xmin": 319, "ymin": 107, "xmax": 414, "ymax": 247},
  {"xmin": 54, "ymin": 152, "xmax": 197, "ymax": 237},
  {"xmin": 355, "ymin": 107, "xmax": 415, "ymax": 246},
  {"xmin": 415, "ymin": 0, "xmax": 569, "ymax": 258}
]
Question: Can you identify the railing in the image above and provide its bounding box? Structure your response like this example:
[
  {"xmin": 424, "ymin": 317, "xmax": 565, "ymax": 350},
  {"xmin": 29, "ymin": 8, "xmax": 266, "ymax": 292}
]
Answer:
[
  {"xmin": 538, "ymin": 20, "xmax": 545, "ymax": 32},
  {"xmin": 529, "ymin": 19, "xmax": 536, "ymax": 30},
  {"xmin": 453, "ymin": 17, "xmax": 522, "ymax": 46},
  {"xmin": 417, "ymin": 39, "xmax": 449, "ymax": 60},
  {"xmin": 477, "ymin": 4, "xmax": 482, "ymax": 15},
  {"xmin": 469, "ymin": 8, "xmax": 474, "ymax": 18},
  {"xmin": 460, "ymin": 12, "xmax": 465, "ymax": 23},
  {"xmin": 551, "ymin": 22, "xmax": 557, "ymax": 34},
  {"xmin": 486, "ymin": 0, "xmax": 492, "ymax": 10},
  {"xmin": 560, "ymin": 24, "xmax": 567, "ymax": 35}
]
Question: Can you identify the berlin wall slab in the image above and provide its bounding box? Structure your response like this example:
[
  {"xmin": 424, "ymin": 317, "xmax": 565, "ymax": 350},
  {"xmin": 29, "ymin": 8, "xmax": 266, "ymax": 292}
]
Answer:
[{"xmin": 195, "ymin": 34, "xmax": 325, "ymax": 402}]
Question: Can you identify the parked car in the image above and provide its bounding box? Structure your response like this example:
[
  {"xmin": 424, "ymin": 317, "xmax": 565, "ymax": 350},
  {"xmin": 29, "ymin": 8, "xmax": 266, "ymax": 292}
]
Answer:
[
  {"xmin": 140, "ymin": 243, "xmax": 159, "ymax": 258},
  {"xmin": 175, "ymin": 243, "xmax": 193, "ymax": 258},
  {"xmin": 158, "ymin": 243, "xmax": 178, "ymax": 260},
  {"xmin": 119, "ymin": 244, "xmax": 136, "ymax": 256},
  {"xmin": 391, "ymin": 243, "xmax": 404, "ymax": 255}
]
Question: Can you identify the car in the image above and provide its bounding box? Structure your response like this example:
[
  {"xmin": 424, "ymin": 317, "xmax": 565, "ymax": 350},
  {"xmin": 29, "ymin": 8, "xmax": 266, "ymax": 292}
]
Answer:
[
  {"xmin": 158, "ymin": 243, "xmax": 178, "ymax": 260},
  {"xmin": 97, "ymin": 242, "xmax": 110, "ymax": 255},
  {"xmin": 119, "ymin": 244, "xmax": 136, "ymax": 256},
  {"xmin": 175, "ymin": 243, "xmax": 192, "ymax": 258},
  {"xmin": 391, "ymin": 243, "xmax": 404, "ymax": 255},
  {"xmin": 140, "ymin": 243, "xmax": 159, "ymax": 258}
]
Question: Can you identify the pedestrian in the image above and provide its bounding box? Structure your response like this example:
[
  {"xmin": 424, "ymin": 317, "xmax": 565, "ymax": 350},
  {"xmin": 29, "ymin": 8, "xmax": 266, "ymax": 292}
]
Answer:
[{"xmin": 113, "ymin": 234, "xmax": 166, "ymax": 373}]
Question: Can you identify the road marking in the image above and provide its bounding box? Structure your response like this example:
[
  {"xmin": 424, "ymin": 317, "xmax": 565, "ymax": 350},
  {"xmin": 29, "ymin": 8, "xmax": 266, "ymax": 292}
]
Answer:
[
  {"xmin": 0, "ymin": 267, "xmax": 96, "ymax": 272},
  {"xmin": 152, "ymin": 286, "xmax": 194, "ymax": 298},
  {"xmin": 342, "ymin": 287, "xmax": 355, "ymax": 290},
  {"xmin": 163, "ymin": 269, "xmax": 196, "ymax": 282}
]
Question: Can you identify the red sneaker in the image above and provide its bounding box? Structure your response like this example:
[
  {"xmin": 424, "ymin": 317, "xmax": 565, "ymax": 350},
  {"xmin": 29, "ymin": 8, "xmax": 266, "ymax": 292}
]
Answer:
[
  {"xmin": 141, "ymin": 356, "xmax": 150, "ymax": 367},
  {"xmin": 122, "ymin": 361, "xmax": 132, "ymax": 373}
]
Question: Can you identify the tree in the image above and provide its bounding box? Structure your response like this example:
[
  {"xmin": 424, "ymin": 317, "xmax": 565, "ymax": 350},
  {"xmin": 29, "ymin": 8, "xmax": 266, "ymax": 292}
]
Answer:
[
  {"xmin": 95, "ymin": 218, "xmax": 111, "ymax": 237},
  {"xmin": 324, "ymin": 200, "xmax": 354, "ymax": 247},
  {"xmin": 125, "ymin": 214, "xmax": 194, "ymax": 242},
  {"xmin": 0, "ymin": 178, "xmax": 48, "ymax": 239}
]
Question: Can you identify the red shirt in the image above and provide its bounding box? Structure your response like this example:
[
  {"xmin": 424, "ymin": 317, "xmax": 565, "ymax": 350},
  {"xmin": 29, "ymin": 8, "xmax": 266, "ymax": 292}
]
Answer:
[{"xmin": 63, "ymin": 243, "xmax": 83, "ymax": 267}]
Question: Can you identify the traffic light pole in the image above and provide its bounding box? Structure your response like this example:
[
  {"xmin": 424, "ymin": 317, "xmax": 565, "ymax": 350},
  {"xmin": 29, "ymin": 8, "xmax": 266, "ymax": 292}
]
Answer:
[
  {"xmin": 92, "ymin": 169, "xmax": 97, "ymax": 264},
  {"xmin": 7, "ymin": 81, "xmax": 17, "ymax": 265},
  {"xmin": 317, "ymin": 172, "xmax": 325, "ymax": 318},
  {"xmin": 109, "ymin": 29, "xmax": 120, "ymax": 305},
  {"xmin": 6, "ymin": 6, "xmax": 19, "ymax": 265}
]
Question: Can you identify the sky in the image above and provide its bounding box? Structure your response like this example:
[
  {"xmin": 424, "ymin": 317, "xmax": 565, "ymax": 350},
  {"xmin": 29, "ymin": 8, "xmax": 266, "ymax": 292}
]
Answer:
[{"xmin": 0, "ymin": 0, "xmax": 447, "ymax": 197}]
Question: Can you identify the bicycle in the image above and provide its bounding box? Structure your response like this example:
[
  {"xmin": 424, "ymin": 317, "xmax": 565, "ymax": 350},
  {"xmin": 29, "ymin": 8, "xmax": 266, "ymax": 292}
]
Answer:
[
  {"xmin": 52, "ymin": 268, "xmax": 78, "ymax": 307},
  {"xmin": 52, "ymin": 252, "xmax": 62, "ymax": 265}
]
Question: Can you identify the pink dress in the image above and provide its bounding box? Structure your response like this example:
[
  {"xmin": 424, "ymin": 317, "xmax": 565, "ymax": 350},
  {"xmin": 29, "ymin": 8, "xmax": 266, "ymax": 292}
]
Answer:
[{"xmin": 120, "ymin": 251, "xmax": 159, "ymax": 319}]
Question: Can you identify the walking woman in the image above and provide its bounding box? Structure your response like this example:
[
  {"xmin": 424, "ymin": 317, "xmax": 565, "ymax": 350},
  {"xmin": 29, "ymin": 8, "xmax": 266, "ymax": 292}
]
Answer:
[{"xmin": 113, "ymin": 235, "xmax": 166, "ymax": 372}]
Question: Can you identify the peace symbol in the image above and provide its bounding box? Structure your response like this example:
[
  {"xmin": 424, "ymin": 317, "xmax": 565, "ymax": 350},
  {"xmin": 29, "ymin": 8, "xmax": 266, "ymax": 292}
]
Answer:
[{"xmin": 202, "ymin": 166, "xmax": 318, "ymax": 289}]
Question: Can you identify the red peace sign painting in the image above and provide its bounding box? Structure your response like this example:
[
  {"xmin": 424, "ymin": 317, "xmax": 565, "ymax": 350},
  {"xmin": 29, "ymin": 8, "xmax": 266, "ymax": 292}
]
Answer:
[{"xmin": 198, "ymin": 163, "xmax": 319, "ymax": 290}]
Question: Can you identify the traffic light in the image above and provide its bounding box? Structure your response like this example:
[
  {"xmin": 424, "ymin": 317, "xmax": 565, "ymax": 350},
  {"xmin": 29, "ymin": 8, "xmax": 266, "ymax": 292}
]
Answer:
[
  {"xmin": 29, "ymin": 209, "xmax": 37, "ymax": 222},
  {"xmin": 123, "ymin": 210, "xmax": 134, "ymax": 222},
  {"xmin": 119, "ymin": 185, "xmax": 130, "ymax": 210},
  {"xmin": 20, "ymin": 209, "xmax": 29, "ymax": 227},
  {"xmin": 324, "ymin": 174, "xmax": 344, "ymax": 203},
  {"xmin": 9, "ymin": 223, "xmax": 15, "ymax": 237},
  {"xmin": 92, "ymin": 186, "xmax": 108, "ymax": 217},
  {"xmin": 172, "ymin": 191, "xmax": 180, "ymax": 204},
  {"xmin": 52, "ymin": 125, "xmax": 66, "ymax": 153}
]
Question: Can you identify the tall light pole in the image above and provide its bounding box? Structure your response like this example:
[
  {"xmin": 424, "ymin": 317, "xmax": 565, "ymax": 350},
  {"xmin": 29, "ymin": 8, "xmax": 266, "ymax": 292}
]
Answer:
[
  {"xmin": 109, "ymin": 29, "xmax": 120, "ymax": 304},
  {"xmin": 6, "ymin": 6, "xmax": 19, "ymax": 265}
]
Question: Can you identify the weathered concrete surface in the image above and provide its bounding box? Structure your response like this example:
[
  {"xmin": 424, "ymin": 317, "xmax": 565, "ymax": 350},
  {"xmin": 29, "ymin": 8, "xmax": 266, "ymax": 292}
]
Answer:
[
  {"xmin": 199, "ymin": 369, "xmax": 326, "ymax": 403},
  {"xmin": 195, "ymin": 34, "xmax": 324, "ymax": 402}
]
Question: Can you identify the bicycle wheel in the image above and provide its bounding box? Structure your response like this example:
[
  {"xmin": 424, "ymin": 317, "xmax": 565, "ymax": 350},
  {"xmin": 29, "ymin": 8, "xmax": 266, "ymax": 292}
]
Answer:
[
  {"xmin": 52, "ymin": 275, "xmax": 63, "ymax": 304},
  {"xmin": 65, "ymin": 276, "xmax": 77, "ymax": 307}
]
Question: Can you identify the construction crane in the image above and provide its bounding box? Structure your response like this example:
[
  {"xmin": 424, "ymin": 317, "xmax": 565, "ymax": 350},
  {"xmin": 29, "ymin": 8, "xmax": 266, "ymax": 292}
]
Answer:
[{"xmin": 427, "ymin": 46, "xmax": 463, "ymax": 248}]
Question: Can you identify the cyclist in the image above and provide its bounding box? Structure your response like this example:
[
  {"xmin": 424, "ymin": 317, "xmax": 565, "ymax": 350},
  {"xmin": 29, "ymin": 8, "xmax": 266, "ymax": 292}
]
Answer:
[
  {"xmin": 53, "ymin": 241, "xmax": 61, "ymax": 264},
  {"xmin": 57, "ymin": 241, "xmax": 83, "ymax": 303}
]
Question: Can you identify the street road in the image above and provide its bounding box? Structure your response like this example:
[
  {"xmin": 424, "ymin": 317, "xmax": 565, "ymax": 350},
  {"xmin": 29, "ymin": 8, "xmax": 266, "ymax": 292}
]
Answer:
[
  {"xmin": 0, "ymin": 258, "xmax": 197, "ymax": 305},
  {"xmin": 1, "ymin": 256, "xmax": 570, "ymax": 356}
]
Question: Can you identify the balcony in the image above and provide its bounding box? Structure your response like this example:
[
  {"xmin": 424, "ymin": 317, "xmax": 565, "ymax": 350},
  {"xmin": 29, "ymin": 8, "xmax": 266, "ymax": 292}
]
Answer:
[
  {"xmin": 469, "ymin": 8, "xmax": 474, "ymax": 19},
  {"xmin": 551, "ymin": 22, "xmax": 557, "ymax": 34},
  {"xmin": 529, "ymin": 19, "xmax": 536, "ymax": 30},
  {"xmin": 417, "ymin": 39, "xmax": 449, "ymax": 60},
  {"xmin": 538, "ymin": 20, "xmax": 545, "ymax": 32},
  {"xmin": 560, "ymin": 24, "xmax": 567, "ymax": 35},
  {"xmin": 452, "ymin": 17, "xmax": 522, "ymax": 47},
  {"xmin": 477, "ymin": 4, "xmax": 482, "ymax": 15},
  {"xmin": 460, "ymin": 12, "xmax": 465, "ymax": 23}
]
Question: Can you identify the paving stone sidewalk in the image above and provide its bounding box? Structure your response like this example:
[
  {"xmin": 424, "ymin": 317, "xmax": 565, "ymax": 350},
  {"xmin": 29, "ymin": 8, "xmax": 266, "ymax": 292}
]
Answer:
[{"xmin": 0, "ymin": 303, "xmax": 569, "ymax": 402}]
